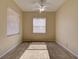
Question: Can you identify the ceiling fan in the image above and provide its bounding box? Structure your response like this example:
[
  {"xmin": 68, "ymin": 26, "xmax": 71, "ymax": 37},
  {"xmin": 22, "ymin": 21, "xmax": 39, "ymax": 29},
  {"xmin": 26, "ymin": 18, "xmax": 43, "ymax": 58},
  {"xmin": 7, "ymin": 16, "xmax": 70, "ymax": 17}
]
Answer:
[{"xmin": 32, "ymin": 0, "xmax": 49, "ymax": 13}]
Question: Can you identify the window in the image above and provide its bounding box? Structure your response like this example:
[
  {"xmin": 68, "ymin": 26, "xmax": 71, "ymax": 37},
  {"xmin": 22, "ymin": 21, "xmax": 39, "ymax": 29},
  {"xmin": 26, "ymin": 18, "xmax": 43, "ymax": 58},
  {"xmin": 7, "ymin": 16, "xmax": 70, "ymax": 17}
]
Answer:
[
  {"xmin": 7, "ymin": 8, "xmax": 20, "ymax": 36},
  {"xmin": 33, "ymin": 18, "xmax": 46, "ymax": 33}
]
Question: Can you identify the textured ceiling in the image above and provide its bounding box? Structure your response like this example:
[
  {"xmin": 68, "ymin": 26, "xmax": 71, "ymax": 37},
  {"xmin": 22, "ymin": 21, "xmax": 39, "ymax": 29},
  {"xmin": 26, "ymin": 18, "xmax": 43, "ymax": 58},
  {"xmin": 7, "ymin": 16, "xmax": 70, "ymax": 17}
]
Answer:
[{"xmin": 14, "ymin": 0, "xmax": 66, "ymax": 12}]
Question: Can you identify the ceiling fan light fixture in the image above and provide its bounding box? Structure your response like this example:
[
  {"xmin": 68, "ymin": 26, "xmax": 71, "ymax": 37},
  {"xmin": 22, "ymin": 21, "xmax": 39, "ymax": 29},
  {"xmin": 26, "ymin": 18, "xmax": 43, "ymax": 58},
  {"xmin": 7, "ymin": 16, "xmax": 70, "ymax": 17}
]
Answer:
[{"xmin": 39, "ymin": 7, "xmax": 45, "ymax": 13}]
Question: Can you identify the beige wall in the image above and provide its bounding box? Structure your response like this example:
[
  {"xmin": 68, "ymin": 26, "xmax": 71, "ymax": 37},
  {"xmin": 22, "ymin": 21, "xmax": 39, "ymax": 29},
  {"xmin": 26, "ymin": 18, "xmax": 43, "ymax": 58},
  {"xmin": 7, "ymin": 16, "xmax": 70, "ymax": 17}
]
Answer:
[
  {"xmin": 56, "ymin": 0, "xmax": 78, "ymax": 56},
  {"xmin": 0, "ymin": 0, "xmax": 22, "ymax": 57},
  {"xmin": 23, "ymin": 12, "xmax": 56, "ymax": 41}
]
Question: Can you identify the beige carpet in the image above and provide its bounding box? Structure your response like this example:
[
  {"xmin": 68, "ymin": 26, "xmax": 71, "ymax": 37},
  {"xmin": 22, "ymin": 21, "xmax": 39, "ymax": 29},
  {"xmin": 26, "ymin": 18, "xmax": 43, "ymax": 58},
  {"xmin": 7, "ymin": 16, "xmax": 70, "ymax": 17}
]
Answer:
[{"xmin": 20, "ymin": 42, "xmax": 50, "ymax": 59}]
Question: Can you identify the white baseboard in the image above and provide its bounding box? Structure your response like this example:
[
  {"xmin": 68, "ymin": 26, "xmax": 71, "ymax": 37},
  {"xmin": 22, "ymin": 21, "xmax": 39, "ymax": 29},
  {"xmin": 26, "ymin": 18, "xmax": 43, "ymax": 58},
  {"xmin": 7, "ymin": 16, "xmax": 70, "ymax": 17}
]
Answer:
[
  {"xmin": 0, "ymin": 42, "xmax": 21, "ymax": 58},
  {"xmin": 56, "ymin": 41, "xmax": 78, "ymax": 57}
]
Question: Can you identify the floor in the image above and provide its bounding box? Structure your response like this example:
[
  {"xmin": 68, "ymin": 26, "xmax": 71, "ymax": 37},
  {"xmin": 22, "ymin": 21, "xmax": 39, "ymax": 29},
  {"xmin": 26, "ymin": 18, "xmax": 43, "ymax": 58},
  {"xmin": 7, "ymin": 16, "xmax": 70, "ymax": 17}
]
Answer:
[{"xmin": 0, "ymin": 42, "xmax": 77, "ymax": 59}]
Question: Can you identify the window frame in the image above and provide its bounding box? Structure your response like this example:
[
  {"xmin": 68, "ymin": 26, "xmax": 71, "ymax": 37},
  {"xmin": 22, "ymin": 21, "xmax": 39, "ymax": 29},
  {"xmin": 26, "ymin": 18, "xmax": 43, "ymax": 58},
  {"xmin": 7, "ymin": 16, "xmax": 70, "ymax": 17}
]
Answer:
[
  {"xmin": 32, "ymin": 17, "xmax": 47, "ymax": 34},
  {"xmin": 7, "ymin": 8, "xmax": 20, "ymax": 36}
]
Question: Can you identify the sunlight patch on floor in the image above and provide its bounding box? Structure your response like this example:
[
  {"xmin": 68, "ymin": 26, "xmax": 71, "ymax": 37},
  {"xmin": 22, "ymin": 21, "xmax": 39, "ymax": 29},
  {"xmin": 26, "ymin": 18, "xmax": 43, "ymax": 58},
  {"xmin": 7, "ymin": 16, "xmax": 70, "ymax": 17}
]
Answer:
[
  {"xmin": 27, "ymin": 42, "xmax": 47, "ymax": 49},
  {"xmin": 20, "ymin": 42, "xmax": 50, "ymax": 59},
  {"xmin": 20, "ymin": 50, "xmax": 50, "ymax": 59}
]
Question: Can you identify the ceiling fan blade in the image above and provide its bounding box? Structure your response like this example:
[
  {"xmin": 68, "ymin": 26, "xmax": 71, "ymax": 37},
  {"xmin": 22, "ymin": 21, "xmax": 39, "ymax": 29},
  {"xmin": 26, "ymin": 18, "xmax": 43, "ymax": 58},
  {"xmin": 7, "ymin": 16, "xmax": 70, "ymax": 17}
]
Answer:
[{"xmin": 43, "ymin": 5, "xmax": 47, "ymax": 8}]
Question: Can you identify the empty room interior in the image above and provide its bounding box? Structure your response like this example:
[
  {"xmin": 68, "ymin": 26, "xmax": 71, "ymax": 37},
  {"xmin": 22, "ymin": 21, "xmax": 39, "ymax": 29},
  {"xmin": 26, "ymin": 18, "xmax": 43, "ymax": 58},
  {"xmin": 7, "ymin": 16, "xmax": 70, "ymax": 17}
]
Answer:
[{"xmin": 0, "ymin": 0, "xmax": 78, "ymax": 59}]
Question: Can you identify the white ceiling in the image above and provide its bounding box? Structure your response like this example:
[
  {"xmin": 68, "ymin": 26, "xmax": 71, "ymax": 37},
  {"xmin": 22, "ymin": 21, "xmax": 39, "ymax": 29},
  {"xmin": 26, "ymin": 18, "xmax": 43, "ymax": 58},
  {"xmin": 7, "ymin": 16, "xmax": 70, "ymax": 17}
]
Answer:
[{"xmin": 14, "ymin": 0, "xmax": 66, "ymax": 12}]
